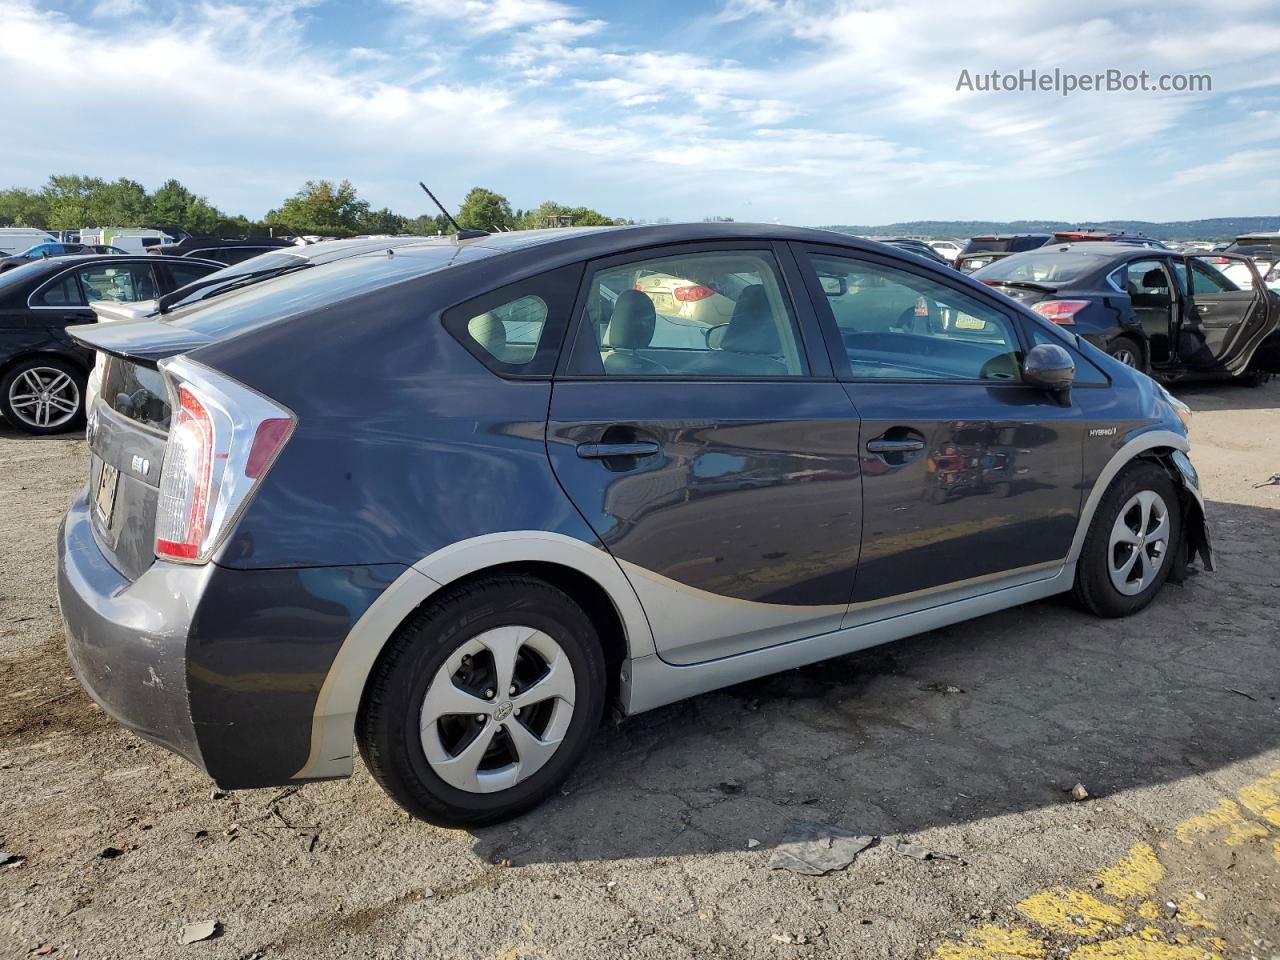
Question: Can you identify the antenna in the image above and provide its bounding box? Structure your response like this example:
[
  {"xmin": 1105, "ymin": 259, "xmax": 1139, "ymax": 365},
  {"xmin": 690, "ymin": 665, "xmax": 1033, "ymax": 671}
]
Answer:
[{"xmin": 419, "ymin": 181, "xmax": 479, "ymax": 237}]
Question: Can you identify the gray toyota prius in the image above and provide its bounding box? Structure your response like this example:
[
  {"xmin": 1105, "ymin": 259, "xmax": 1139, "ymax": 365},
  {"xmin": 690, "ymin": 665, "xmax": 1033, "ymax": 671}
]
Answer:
[{"xmin": 57, "ymin": 224, "xmax": 1212, "ymax": 826}]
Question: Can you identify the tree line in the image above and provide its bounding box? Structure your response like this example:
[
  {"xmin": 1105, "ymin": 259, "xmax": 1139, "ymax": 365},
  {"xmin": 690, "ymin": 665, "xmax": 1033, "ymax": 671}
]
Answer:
[{"xmin": 0, "ymin": 176, "xmax": 625, "ymax": 238}]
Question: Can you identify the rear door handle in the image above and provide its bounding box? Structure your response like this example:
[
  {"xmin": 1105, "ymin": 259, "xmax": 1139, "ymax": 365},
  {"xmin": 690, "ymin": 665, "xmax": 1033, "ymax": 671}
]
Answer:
[
  {"xmin": 866, "ymin": 439, "xmax": 925, "ymax": 454},
  {"xmin": 576, "ymin": 441, "xmax": 661, "ymax": 459}
]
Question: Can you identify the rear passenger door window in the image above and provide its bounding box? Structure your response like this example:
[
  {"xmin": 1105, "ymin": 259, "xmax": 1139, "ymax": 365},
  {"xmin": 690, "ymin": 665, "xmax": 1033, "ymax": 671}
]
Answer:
[
  {"xmin": 567, "ymin": 249, "xmax": 808, "ymax": 377},
  {"xmin": 76, "ymin": 263, "xmax": 159, "ymax": 303},
  {"xmin": 804, "ymin": 253, "xmax": 1023, "ymax": 381}
]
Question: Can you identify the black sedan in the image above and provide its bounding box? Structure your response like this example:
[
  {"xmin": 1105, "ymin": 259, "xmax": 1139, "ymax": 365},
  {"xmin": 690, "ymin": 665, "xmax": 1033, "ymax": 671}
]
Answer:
[
  {"xmin": 0, "ymin": 254, "xmax": 220, "ymax": 434},
  {"xmin": 972, "ymin": 243, "xmax": 1280, "ymax": 384}
]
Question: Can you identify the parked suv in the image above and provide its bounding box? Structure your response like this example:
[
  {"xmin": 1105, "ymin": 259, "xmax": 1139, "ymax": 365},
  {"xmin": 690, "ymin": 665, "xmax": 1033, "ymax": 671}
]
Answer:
[{"xmin": 59, "ymin": 224, "xmax": 1212, "ymax": 826}]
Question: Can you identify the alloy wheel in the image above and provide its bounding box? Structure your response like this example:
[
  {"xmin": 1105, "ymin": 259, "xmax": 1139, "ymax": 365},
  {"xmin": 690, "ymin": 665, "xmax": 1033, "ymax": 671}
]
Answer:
[
  {"xmin": 8, "ymin": 366, "xmax": 81, "ymax": 429},
  {"xmin": 1111, "ymin": 347, "xmax": 1138, "ymax": 368},
  {"xmin": 1107, "ymin": 489, "xmax": 1170, "ymax": 595},
  {"xmin": 419, "ymin": 625, "xmax": 576, "ymax": 794}
]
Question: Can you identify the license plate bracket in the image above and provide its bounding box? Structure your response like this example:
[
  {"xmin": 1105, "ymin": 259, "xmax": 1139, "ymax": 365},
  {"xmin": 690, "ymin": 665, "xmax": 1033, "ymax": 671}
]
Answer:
[{"xmin": 94, "ymin": 461, "xmax": 119, "ymax": 527}]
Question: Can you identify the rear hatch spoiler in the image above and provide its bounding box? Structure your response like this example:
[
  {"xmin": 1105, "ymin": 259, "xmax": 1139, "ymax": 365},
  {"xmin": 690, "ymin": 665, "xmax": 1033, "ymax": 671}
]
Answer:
[{"xmin": 68, "ymin": 319, "xmax": 214, "ymax": 367}]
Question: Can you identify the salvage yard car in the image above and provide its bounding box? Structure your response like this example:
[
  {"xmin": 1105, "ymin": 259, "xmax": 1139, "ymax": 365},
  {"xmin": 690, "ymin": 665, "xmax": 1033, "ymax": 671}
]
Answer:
[
  {"xmin": 972, "ymin": 242, "xmax": 1280, "ymax": 383},
  {"xmin": 58, "ymin": 223, "xmax": 1213, "ymax": 827},
  {"xmin": 0, "ymin": 254, "xmax": 220, "ymax": 433}
]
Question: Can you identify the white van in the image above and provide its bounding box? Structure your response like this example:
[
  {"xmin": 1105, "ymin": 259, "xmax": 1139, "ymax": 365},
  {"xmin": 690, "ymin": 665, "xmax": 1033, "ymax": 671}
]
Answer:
[
  {"xmin": 0, "ymin": 227, "xmax": 58, "ymax": 256},
  {"xmin": 78, "ymin": 227, "xmax": 176, "ymax": 254}
]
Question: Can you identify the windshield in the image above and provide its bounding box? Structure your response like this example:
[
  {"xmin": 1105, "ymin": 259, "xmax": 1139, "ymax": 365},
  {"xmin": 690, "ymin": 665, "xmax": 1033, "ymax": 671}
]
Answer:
[{"xmin": 972, "ymin": 251, "xmax": 1107, "ymax": 285}]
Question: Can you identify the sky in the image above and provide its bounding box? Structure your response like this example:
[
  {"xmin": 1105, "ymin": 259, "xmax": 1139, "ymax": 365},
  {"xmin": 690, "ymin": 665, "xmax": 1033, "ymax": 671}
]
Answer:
[{"xmin": 2, "ymin": 0, "xmax": 1279, "ymax": 225}]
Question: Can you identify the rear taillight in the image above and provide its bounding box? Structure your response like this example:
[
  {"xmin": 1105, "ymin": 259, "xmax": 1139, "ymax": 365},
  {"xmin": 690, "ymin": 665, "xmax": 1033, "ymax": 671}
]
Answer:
[
  {"xmin": 1031, "ymin": 299, "xmax": 1090, "ymax": 325},
  {"xmin": 153, "ymin": 357, "xmax": 294, "ymax": 564},
  {"xmin": 674, "ymin": 285, "xmax": 716, "ymax": 302}
]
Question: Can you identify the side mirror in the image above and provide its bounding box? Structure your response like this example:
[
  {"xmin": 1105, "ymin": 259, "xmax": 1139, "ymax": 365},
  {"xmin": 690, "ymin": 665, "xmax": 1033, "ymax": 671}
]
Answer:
[
  {"xmin": 705, "ymin": 322, "xmax": 729, "ymax": 350},
  {"xmin": 1023, "ymin": 342, "xmax": 1075, "ymax": 406},
  {"xmin": 818, "ymin": 274, "xmax": 847, "ymax": 297}
]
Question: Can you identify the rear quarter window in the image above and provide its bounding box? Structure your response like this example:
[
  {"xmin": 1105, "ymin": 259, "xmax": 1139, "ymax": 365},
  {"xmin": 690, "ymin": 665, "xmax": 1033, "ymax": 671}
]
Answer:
[{"xmin": 442, "ymin": 263, "xmax": 584, "ymax": 377}]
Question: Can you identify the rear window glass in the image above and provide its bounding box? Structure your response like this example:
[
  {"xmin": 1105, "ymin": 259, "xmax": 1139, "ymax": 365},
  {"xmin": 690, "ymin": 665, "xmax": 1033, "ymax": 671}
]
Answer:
[
  {"xmin": 164, "ymin": 249, "xmax": 457, "ymax": 338},
  {"xmin": 1224, "ymin": 241, "xmax": 1280, "ymax": 258},
  {"xmin": 973, "ymin": 251, "xmax": 1106, "ymax": 284},
  {"xmin": 101, "ymin": 356, "xmax": 171, "ymax": 432}
]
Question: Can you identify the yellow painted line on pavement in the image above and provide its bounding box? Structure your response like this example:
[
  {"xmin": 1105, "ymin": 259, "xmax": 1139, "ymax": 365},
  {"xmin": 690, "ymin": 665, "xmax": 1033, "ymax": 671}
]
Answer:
[
  {"xmin": 926, "ymin": 768, "xmax": 1280, "ymax": 960},
  {"xmin": 1093, "ymin": 843, "xmax": 1163, "ymax": 900},
  {"xmin": 1015, "ymin": 888, "xmax": 1124, "ymax": 936}
]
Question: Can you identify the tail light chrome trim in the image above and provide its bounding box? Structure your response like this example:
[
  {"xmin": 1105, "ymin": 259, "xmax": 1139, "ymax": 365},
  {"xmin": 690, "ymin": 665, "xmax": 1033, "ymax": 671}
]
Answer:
[{"xmin": 154, "ymin": 356, "xmax": 295, "ymax": 564}]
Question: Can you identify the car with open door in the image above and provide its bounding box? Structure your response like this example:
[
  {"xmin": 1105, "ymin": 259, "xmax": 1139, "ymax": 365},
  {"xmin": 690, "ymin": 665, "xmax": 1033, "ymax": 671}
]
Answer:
[
  {"xmin": 971, "ymin": 242, "xmax": 1279, "ymax": 384},
  {"xmin": 57, "ymin": 223, "xmax": 1211, "ymax": 827},
  {"xmin": 0, "ymin": 254, "xmax": 220, "ymax": 433}
]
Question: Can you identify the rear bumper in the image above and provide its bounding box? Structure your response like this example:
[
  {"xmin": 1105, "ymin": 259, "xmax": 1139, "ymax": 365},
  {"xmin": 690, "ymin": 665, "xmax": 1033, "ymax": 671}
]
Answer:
[
  {"xmin": 58, "ymin": 492, "xmax": 209, "ymax": 768},
  {"xmin": 57, "ymin": 490, "xmax": 406, "ymax": 788}
]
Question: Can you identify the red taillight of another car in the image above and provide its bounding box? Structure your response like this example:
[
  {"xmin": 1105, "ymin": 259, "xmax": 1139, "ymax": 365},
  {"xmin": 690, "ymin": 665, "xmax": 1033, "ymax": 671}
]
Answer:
[
  {"xmin": 1031, "ymin": 299, "xmax": 1090, "ymax": 325},
  {"xmin": 674, "ymin": 285, "xmax": 716, "ymax": 302},
  {"xmin": 153, "ymin": 357, "xmax": 295, "ymax": 564}
]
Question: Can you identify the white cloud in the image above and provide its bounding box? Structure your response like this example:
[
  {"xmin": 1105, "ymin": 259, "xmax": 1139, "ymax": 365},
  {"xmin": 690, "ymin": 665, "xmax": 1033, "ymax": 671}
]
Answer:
[{"xmin": 1, "ymin": 0, "xmax": 1278, "ymax": 223}]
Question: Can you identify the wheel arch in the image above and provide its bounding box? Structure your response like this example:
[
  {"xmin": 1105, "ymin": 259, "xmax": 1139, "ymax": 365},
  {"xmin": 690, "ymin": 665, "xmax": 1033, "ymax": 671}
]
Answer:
[
  {"xmin": 293, "ymin": 532, "xmax": 654, "ymax": 782},
  {"xmin": 1067, "ymin": 429, "xmax": 1211, "ymax": 576}
]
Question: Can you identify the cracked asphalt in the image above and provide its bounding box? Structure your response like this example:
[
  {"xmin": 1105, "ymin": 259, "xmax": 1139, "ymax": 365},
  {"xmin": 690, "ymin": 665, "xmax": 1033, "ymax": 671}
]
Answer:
[{"xmin": 2, "ymin": 381, "xmax": 1278, "ymax": 960}]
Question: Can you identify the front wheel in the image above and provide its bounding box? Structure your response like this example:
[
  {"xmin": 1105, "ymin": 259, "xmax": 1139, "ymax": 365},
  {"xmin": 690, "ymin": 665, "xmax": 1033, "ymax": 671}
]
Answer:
[
  {"xmin": 357, "ymin": 575, "xmax": 606, "ymax": 826},
  {"xmin": 0, "ymin": 357, "xmax": 86, "ymax": 435},
  {"xmin": 1073, "ymin": 462, "xmax": 1182, "ymax": 618}
]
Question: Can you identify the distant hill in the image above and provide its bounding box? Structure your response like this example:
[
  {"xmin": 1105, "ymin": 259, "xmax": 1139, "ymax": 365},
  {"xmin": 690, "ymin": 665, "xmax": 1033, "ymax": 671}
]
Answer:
[{"xmin": 820, "ymin": 217, "xmax": 1280, "ymax": 243}]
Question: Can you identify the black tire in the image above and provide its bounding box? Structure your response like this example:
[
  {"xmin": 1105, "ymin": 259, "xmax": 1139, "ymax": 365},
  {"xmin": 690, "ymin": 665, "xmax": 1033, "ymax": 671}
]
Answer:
[
  {"xmin": 0, "ymin": 357, "xmax": 87, "ymax": 435},
  {"xmin": 357, "ymin": 575, "xmax": 606, "ymax": 827},
  {"xmin": 1106, "ymin": 335, "xmax": 1145, "ymax": 372},
  {"xmin": 1073, "ymin": 461, "xmax": 1182, "ymax": 618}
]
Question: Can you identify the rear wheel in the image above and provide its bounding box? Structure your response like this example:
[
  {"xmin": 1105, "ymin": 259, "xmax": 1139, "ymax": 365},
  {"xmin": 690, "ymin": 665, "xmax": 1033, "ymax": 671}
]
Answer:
[
  {"xmin": 357, "ymin": 575, "xmax": 606, "ymax": 826},
  {"xmin": 1106, "ymin": 336, "xmax": 1144, "ymax": 372},
  {"xmin": 1073, "ymin": 462, "xmax": 1181, "ymax": 618},
  {"xmin": 0, "ymin": 357, "xmax": 86, "ymax": 435}
]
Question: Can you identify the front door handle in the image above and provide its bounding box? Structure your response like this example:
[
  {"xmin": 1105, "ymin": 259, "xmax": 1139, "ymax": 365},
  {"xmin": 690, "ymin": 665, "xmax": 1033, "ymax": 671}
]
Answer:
[
  {"xmin": 866, "ymin": 438, "xmax": 925, "ymax": 454},
  {"xmin": 576, "ymin": 441, "xmax": 661, "ymax": 459}
]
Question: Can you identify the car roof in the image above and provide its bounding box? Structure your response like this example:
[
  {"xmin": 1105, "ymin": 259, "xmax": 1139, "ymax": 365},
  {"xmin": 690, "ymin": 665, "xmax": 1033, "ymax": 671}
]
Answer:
[
  {"xmin": 1030, "ymin": 242, "xmax": 1169, "ymax": 258},
  {"xmin": 1232, "ymin": 232, "xmax": 1280, "ymax": 241}
]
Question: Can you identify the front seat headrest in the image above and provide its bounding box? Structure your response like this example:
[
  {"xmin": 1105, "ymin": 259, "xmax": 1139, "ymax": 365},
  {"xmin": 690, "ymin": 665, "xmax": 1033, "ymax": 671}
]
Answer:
[
  {"xmin": 605, "ymin": 289, "xmax": 656, "ymax": 349},
  {"xmin": 1141, "ymin": 268, "xmax": 1168, "ymax": 289},
  {"xmin": 467, "ymin": 311, "xmax": 507, "ymax": 359},
  {"xmin": 722, "ymin": 284, "xmax": 781, "ymax": 355}
]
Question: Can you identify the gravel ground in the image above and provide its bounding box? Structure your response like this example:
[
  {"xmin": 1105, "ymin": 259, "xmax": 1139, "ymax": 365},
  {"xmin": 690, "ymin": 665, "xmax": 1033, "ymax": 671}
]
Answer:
[{"xmin": 1, "ymin": 382, "xmax": 1278, "ymax": 960}]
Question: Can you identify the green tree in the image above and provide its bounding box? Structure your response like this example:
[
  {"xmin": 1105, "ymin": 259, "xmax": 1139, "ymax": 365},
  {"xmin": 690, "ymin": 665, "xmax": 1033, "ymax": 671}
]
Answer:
[
  {"xmin": 43, "ymin": 175, "xmax": 108, "ymax": 230},
  {"xmin": 359, "ymin": 207, "xmax": 408, "ymax": 235},
  {"xmin": 266, "ymin": 179, "xmax": 371, "ymax": 236},
  {"xmin": 405, "ymin": 213, "xmax": 450, "ymax": 235},
  {"xmin": 148, "ymin": 179, "xmax": 222, "ymax": 234},
  {"xmin": 456, "ymin": 187, "xmax": 514, "ymax": 232},
  {"xmin": 0, "ymin": 188, "xmax": 50, "ymax": 228},
  {"xmin": 88, "ymin": 178, "xmax": 151, "ymax": 227},
  {"xmin": 518, "ymin": 200, "xmax": 619, "ymax": 229}
]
